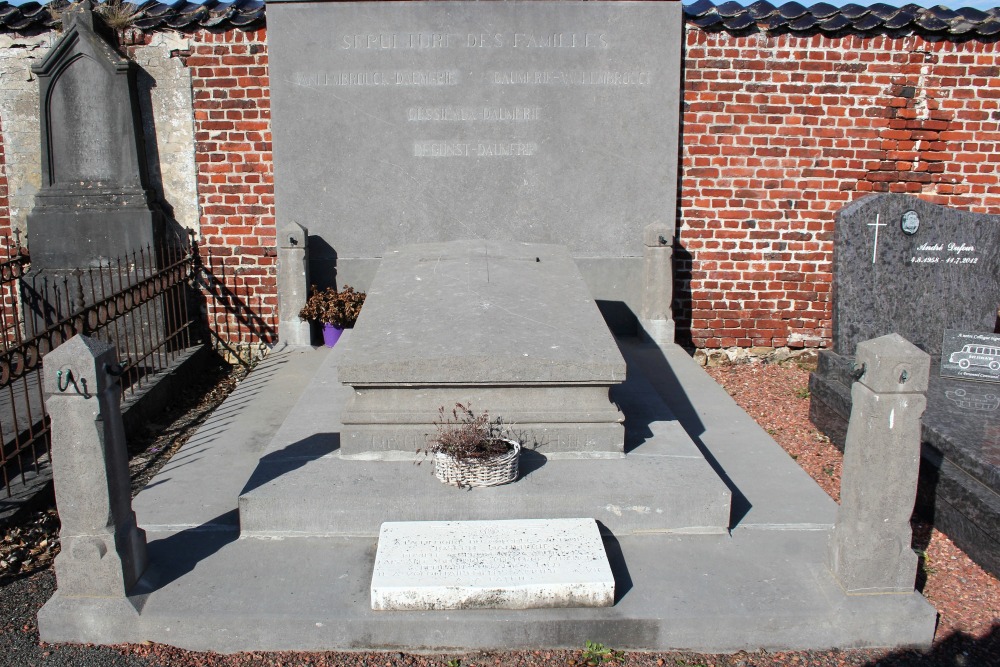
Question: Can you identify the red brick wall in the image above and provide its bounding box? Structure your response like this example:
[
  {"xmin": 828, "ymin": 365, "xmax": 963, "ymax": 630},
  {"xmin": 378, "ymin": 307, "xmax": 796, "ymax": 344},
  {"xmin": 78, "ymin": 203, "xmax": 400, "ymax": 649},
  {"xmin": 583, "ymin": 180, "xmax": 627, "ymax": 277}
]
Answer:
[
  {"xmin": 188, "ymin": 28, "xmax": 277, "ymax": 350},
  {"xmin": 678, "ymin": 29, "xmax": 1000, "ymax": 349},
  {"xmin": 0, "ymin": 113, "xmax": 9, "ymax": 244},
  {"xmin": 6, "ymin": 23, "xmax": 995, "ymax": 350}
]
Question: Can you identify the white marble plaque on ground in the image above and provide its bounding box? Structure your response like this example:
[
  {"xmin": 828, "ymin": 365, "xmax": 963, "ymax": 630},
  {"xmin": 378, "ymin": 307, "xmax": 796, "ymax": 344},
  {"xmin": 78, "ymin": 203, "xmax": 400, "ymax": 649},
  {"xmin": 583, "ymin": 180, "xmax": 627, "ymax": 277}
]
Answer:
[{"xmin": 371, "ymin": 518, "xmax": 615, "ymax": 610}]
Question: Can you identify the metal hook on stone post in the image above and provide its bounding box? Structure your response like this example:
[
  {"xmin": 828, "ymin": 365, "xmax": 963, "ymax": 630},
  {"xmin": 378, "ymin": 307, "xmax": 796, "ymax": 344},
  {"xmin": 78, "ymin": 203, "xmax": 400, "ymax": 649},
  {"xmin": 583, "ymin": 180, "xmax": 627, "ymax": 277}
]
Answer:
[
  {"xmin": 56, "ymin": 368, "xmax": 74, "ymax": 393},
  {"xmin": 54, "ymin": 367, "xmax": 90, "ymax": 399}
]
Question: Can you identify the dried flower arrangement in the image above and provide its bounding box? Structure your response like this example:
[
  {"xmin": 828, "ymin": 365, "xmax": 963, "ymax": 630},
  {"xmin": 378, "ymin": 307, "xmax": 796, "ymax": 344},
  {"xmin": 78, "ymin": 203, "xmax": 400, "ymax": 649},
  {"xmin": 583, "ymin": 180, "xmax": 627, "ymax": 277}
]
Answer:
[
  {"xmin": 423, "ymin": 403, "xmax": 513, "ymax": 460},
  {"xmin": 420, "ymin": 404, "xmax": 520, "ymax": 487},
  {"xmin": 298, "ymin": 285, "xmax": 366, "ymax": 328}
]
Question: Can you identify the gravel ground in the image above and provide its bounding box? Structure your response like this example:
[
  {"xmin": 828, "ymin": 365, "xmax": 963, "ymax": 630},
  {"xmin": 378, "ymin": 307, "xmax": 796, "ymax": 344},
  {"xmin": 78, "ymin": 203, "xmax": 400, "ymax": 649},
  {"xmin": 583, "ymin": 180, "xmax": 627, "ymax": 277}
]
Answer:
[{"xmin": 1, "ymin": 356, "xmax": 998, "ymax": 667}]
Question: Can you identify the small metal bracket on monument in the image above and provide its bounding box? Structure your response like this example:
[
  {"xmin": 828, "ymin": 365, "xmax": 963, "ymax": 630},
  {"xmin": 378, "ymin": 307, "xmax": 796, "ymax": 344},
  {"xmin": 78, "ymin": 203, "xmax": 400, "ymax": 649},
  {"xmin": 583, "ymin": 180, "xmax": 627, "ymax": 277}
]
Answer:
[{"xmin": 850, "ymin": 362, "xmax": 866, "ymax": 382}]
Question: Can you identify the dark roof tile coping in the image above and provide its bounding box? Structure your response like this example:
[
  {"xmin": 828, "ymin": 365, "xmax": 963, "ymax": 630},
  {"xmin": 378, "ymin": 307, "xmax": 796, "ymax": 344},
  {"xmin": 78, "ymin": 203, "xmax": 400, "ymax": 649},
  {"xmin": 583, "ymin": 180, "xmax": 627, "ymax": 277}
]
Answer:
[{"xmin": 0, "ymin": 0, "xmax": 998, "ymax": 37}]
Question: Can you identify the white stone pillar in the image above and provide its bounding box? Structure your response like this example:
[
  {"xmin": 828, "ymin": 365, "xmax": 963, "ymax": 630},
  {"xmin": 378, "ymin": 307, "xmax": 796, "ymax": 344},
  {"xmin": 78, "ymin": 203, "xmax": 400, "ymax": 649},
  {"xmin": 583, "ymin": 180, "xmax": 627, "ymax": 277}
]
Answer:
[
  {"xmin": 43, "ymin": 335, "xmax": 148, "ymax": 598},
  {"xmin": 277, "ymin": 222, "xmax": 312, "ymax": 346},
  {"xmin": 829, "ymin": 333, "xmax": 929, "ymax": 594},
  {"xmin": 640, "ymin": 221, "xmax": 674, "ymax": 345}
]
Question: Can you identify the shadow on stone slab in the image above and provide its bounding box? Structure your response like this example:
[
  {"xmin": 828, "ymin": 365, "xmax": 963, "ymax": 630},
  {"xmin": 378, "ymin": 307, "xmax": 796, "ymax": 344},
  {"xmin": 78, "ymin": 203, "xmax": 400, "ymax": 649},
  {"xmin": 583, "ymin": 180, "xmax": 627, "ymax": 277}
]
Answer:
[
  {"xmin": 596, "ymin": 523, "xmax": 634, "ymax": 604},
  {"xmin": 131, "ymin": 509, "xmax": 240, "ymax": 607},
  {"xmin": 595, "ymin": 299, "xmax": 638, "ymax": 337},
  {"xmin": 240, "ymin": 432, "xmax": 341, "ymax": 496},
  {"xmin": 616, "ymin": 340, "xmax": 752, "ymax": 530},
  {"xmin": 518, "ymin": 448, "xmax": 548, "ymax": 479}
]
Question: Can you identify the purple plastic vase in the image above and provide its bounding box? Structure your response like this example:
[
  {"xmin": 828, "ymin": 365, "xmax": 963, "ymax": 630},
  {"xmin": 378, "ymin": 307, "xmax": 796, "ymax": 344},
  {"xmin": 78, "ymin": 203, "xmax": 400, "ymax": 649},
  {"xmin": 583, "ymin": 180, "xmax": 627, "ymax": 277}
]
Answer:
[{"xmin": 322, "ymin": 323, "xmax": 344, "ymax": 348}]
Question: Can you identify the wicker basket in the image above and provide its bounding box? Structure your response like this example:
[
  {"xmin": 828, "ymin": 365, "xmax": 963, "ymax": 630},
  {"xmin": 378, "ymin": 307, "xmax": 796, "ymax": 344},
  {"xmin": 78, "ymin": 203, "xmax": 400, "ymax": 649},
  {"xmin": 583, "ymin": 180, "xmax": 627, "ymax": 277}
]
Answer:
[{"xmin": 433, "ymin": 439, "xmax": 521, "ymax": 488}]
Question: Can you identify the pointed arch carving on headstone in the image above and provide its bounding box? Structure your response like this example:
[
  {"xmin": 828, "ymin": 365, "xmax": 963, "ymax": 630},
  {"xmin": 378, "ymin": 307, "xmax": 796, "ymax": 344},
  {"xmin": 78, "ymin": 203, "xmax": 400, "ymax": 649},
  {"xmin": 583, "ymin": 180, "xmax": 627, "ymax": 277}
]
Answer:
[{"xmin": 32, "ymin": 0, "xmax": 150, "ymax": 201}]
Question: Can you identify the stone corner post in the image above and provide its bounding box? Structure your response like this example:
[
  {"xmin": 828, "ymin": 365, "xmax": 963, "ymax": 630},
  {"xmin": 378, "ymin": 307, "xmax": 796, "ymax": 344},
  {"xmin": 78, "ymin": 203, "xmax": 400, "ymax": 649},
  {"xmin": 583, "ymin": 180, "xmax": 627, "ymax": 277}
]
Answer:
[
  {"xmin": 277, "ymin": 222, "xmax": 312, "ymax": 347},
  {"xmin": 639, "ymin": 221, "xmax": 674, "ymax": 346},
  {"xmin": 43, "ymin": 335, "xmax": 148, "ymax": 599},
  {"xmin": 829, "ymin": 332, "xmax": 929, "ymax": 594}
]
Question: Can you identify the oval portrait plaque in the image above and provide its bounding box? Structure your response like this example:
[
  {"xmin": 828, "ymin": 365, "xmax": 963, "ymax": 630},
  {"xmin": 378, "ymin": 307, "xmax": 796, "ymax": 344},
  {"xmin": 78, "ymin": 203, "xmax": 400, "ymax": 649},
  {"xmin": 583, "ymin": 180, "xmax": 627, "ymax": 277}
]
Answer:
[{"xmin": 901, "ymin": 210, "xmax": 920, "ymax": 235}]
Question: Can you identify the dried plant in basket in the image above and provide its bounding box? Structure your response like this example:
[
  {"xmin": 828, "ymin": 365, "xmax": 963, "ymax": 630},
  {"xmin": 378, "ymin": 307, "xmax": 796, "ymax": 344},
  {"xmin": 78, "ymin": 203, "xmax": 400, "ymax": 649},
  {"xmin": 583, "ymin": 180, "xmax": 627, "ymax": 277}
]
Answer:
[
  {"xmin": 419, "ymin": 404, "xmax": 520, "ymax": 488},
  {"xmin": 421, "ymin": 403, "xmax": 514, "ymax": 460}
]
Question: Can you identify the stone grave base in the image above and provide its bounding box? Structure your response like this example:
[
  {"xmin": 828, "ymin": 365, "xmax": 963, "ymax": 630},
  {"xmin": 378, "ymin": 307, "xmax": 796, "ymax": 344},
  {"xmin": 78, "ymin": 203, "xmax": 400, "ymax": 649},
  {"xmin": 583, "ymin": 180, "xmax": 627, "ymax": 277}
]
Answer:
[
  {"xmin": 341, "ymin": 384, "xmax": 627, "ymax": 457},
  {"xmin": 39, "ymin": 339, "xmax": 938, "ymax": 653},
  {"xmin": 238, "ymin": 335, "xmax": 730, "ymax": 536},
  {"xmin": 38, "ymin": 529, "xmax": 936, "ymax": 653},
  {"xmin": 810, "ymin": 350, "xmax": 1000, "ymax": 578}
]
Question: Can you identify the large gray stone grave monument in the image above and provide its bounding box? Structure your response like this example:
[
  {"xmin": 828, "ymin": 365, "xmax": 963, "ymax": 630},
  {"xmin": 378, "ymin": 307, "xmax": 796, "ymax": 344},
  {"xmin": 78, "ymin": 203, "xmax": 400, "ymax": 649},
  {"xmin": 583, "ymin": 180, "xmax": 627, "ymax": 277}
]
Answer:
[
  {"xmin": 267, "ymin": 0, "xmax": 682, "ymax": 333},
  {"xmin": 33, "ymin": 2, "xmax": 940, "ymax": 654},
  {"xmin": 339, "ymin": 240, "xmax": 626, "ymax": 457},
  {"xmin": 810, "ymin": 193, "xmax": 1000, "ymax": 577}
]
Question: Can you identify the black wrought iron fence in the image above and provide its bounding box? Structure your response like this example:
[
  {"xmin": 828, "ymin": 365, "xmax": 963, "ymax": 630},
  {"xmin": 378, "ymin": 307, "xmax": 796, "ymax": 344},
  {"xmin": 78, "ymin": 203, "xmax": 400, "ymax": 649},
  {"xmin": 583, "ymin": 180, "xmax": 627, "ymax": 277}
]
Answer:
[
  {"xmin": 1, "ymin": 241, "xmax": 197, "ymax": 498},
  {"xmin": 0, "ymin": 238, "xmax": 45, "ymax": 501}
]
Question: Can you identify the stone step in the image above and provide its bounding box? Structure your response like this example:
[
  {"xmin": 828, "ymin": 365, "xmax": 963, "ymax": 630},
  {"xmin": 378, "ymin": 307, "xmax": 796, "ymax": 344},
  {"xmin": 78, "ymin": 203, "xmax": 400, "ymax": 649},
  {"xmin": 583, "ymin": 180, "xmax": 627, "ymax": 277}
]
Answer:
[
  {"xmin": 238, "ymin": 445, "xmax": 731, "ymax": 536},
  {"xmin": 39, "ymin": 529, "xmax": 936, "ymax": 653},
  {"xmin": 237, "ymin": 337, "xmax": 732, "ymax": 536}
]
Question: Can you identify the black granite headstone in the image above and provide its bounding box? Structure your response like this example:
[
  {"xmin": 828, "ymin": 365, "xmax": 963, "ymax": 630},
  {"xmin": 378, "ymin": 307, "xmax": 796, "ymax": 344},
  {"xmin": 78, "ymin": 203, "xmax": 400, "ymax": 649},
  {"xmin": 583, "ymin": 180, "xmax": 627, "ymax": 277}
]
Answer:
[
  {"xmin": 811, "ymin": 193, "xmax": 1000, "ymax": 577},
  {"xmin": 832, "ymin": 194, "xmax": 1000, "ymax": 357},
  {"xmin": 26, "ymin": 0, "xmax": 161, "ymax": 269}
]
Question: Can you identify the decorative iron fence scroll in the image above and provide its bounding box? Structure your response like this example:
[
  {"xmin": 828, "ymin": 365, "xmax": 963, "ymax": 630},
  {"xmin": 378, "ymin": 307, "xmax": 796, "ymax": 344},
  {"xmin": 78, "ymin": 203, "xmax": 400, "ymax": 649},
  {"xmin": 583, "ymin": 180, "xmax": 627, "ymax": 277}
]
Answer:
[{"xmin": 1, "ymin": 241, "xmax": 197, "ymax": 499}]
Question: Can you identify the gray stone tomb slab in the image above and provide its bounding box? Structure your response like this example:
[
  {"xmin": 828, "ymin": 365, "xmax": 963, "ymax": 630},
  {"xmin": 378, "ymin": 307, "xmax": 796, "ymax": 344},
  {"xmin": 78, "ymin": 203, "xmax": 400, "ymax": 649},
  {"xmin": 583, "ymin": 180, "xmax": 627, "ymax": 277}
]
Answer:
[{"xmin": 338, "ymin": 240, "xmax": 627, "ymax": 457}]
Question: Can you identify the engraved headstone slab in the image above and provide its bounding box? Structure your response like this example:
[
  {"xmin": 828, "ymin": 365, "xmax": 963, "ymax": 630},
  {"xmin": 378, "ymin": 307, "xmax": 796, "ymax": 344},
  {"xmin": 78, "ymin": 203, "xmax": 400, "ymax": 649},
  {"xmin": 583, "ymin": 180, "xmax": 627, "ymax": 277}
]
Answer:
[
  {"xmin": 941, "ymin": 329, "xmax": 1000, "ymax": 383},
  {"xmin": 833, "ymin": 194, "xmax": 1000, "ymax": 357},
  {"xmin": 267, "ymin": 0, "xmax": 682, "ymax": 261},
  {"xmin": 371, "ymin": 518, "xmax": 615, "ymax": 610}
]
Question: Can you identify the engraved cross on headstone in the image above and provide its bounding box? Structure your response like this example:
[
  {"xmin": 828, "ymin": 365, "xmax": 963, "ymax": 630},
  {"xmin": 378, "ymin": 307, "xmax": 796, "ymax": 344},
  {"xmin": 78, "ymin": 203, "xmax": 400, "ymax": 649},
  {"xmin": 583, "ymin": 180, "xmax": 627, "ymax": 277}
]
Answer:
[{"xmin": 867, "ymin": 213, "xmax": 886, "ymax": 264}]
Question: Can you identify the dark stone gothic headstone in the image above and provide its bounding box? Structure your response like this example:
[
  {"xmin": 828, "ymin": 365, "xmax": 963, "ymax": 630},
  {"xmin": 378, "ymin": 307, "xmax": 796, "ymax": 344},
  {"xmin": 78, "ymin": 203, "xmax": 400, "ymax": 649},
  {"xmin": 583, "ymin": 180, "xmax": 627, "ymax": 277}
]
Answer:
[
  {"xmin": 26, "ymin": 0, "xmax": 162, "ymax": 270},
  {"xmin": 810, "ymin": 193, "xmax": 1000, "ymax": 578}
]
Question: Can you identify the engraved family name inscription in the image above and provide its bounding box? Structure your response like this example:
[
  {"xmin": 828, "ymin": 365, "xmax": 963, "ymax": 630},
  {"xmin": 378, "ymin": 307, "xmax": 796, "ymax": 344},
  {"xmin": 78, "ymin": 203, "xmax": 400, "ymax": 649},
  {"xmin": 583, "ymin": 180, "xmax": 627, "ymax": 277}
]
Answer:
[{"xmin": 268, "ymin": 1, "xmax": 682, "ymax": 257}]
